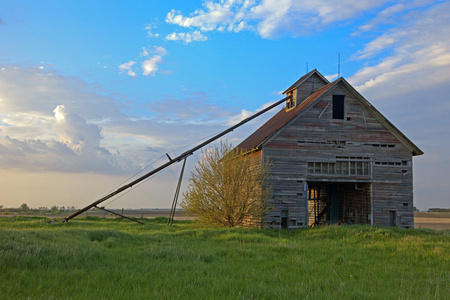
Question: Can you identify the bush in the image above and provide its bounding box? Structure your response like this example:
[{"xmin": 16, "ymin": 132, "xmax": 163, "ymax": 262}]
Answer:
[{"xmin": 182, "ymin": 141, "xmax": 272, "ymax": 227}]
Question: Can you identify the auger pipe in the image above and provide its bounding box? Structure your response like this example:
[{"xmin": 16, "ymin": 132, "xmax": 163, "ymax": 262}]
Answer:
[{"xmin": 63, "ymin": 96, "xmax": 290, "ymax": 222}]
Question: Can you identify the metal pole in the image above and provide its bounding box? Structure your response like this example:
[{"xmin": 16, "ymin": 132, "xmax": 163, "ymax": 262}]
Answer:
[
  {"xmin": 63, "ymin": 96, "xmax": 290, "ymax": 222},
  {"xmin": 94, "ymin": 206, "xmax": 144, "ymax": 225},
  {"xmin": 168, "ymin": 157, "xmax": 187, "ymax": 225}
]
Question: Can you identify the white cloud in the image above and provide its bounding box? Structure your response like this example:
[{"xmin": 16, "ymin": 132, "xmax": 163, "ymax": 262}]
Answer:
[
  {"xmin": 165, "ymin": 0, "xmax": 389, "ymax": 39},
  {"xmin": 53, "ymin": 105, "xmax": 102, "ymax": 153},
  {"xmin": 119, "ymin": 46, "xmax": 168, "ymax": 77},
  {"xmin": 145, "ymin": 24, "xmax": 160, "ymax": 38},
  {"xmin": 343, "ymin": 2, "xmax": 450, "ymax": 211},
  {"xmin": 248, "ymin": 0, "xmax": 293, "ymax": 38},
  {"xmin": 349, "ymin": 1, "xmax": 450, "ymax": 99},
  {"xmin": 355, "ymin": 0, "xmax": 439, "ymax": 34},
  {"xmin": 165, "ymin": 30, "xmax": 208, "ymax": 43},
  {"xmin": 0, "ymin": 64, "xmax": 267, "ymax": 176},
  {"xmin": 356, "ymin": 3, "xmax": 406, "ymax": 33},
  {"xmin": 141, "ymin": 46, "xmax": 168, "ymax": 76},
  {"xmin": 0, "ymin": 66, "xmax": 134, "ymax": 174},
  {"xmin": 352, "ymin": 33, "xmax": 407, "ymax": 60},
  {"xmin": 0, "ymin": 105, "xmax": 133, "ymax": 174},
  {"xmin": 0, "ymin": 66, "xmax": 124, "ymax": 121},
  {"xmin": 324, "ymin": 73, "xmax": 339, "ymax": 81},
  {"xmin": 224, "ymin": 100, "xmax": 280, "ymax": 126},
  {"xmin": 118, "ymin": 61, "xmax": 137, "ymax": 77},
  {"xmin": 166, "ymin": 3, "xmax": 235, "ymax": 31}
]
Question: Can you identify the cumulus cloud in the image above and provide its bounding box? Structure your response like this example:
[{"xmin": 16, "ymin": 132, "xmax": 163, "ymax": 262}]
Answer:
[
  {"xmin": 0, "ymin": 105, "xmax": 135, "ymax": 174},
  {"xmin": 165, "ymin": 30, "xmax": 208, "ymax": 43},
  {"xmin": 119, "ymin": 46, "xmax": 168, "ymax": 77},
  {"xmin": 165, "ymin": 0, "xmax": 389, "ymax": 39},
  {"xmin": 141, "ymin": 46, "xmax": 167, "ymax": 76},
  {"xmin": 0, "ymin": 66, "xmax": 124, "ymax": 121},
  {"xmin": 53, "ymin": 105, "xmax": 102, "ymax": 153},
  {"xmin": 0, "ymin": 66, "xmax": 136, "ymax": 174},
  {"xmin": 0, "ymin": 63, "xmax": 269, "ymax": 175},
  {"xmin": 118, "ymin": 61, "xmax": 137, "ymax": 77}
]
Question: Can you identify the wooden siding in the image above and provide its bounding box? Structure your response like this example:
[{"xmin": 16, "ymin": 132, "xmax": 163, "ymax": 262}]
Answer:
[
  {"xmin": 294, "ymin": 73, "xmax": 328, "ymax": 107},
  {"xmin": 261, "ymin": 82, "xmax": 414, "ymax": 228}
]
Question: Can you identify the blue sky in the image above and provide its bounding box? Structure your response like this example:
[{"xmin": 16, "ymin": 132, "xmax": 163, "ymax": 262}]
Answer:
[{"xmin": 0, "ymin": 0, "xmax": 449, "ymax": 211}]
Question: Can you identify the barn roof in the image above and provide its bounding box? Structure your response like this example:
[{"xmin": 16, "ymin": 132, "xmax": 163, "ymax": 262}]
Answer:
[{"xmin": 237, "ymin": 74, "xmax": 424, "ymax": 156}]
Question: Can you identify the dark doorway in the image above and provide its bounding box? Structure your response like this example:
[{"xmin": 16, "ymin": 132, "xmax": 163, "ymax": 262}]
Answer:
[
  {"xmin": 308, "ymin": 182, "xmax": 371, "ymax": 227},
  {"xmin": 281, "ymin": 210, "xmax": 288, "ymax": 229},
  {"xmin": 389, "ymin": 211, "xmax": 397, "ymax": 227}
]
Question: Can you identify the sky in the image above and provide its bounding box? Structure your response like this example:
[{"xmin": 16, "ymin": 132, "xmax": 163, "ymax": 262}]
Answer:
[{"xmin": 0, "ymin": 0, "xmax": 449, "ymax": 211}]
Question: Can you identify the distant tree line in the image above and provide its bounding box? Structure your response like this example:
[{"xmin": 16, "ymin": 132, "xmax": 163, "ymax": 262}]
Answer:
[
  {"xmin": 0, "ymin": 203, "xmax": 78, "ymax": 215},
  {"xmin": 428, "ymin": 208, "xmax": 450, "ymax": 212}
]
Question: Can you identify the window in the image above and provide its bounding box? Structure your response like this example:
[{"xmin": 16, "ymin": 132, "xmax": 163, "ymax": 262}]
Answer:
[
  {"xmin": 332, "ymin": 95, "xmax": 345, "ymax": 119},
  {"xmin": 286, "ymin": 90, "xmax": 296, "ymax": 109},
  {"xmin": 308, "ymin": 157, "xmax": 371, "ymax": 176}
]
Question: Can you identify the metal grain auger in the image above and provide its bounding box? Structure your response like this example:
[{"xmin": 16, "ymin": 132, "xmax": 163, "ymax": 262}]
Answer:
[{"xmin": 63, "ymin": 96, "xmax": 290, "ymax": 224}]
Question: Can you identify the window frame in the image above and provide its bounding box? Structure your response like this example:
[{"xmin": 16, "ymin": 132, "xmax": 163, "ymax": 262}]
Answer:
[{"xmin": 332, "ymin": 95, "xmax": 345, "ymax": 119}]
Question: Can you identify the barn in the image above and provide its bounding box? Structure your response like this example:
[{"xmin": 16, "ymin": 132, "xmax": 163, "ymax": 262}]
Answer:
[{"xmin": 237, "ymin": 70, "xmax": 423, "ymax": 229}]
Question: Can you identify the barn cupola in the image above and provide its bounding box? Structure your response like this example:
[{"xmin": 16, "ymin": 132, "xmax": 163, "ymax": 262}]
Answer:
[{"xmin": 283, "ymin": 69, "xmax": 330, "ymax": 111}]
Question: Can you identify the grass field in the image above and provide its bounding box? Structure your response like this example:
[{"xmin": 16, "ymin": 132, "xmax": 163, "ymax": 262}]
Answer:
[{"xmin": 0, "ymin": 217, "xmax": 448, "ymax": 299}]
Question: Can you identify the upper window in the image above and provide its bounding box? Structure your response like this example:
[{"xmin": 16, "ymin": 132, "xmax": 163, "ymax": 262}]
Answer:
[
  {"xmin": 286, "ymin": 90, "xmax": 296, "ymax": 109},
  {"xmin": 332, "ymin": 95, "xmax": 345, "ymax": 119}
]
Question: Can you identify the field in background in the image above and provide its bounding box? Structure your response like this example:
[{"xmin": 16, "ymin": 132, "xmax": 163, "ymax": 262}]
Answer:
[
  {"xmin": 0, "ymin": 208, "xmax": 195, "ymax": 221},
  {"xmin": 0, "ymin": 217, "xmax": 448, "ymax": 299},
  {"xmin": 3, "ymin": 210, "xmax": 449, "ymax": 230},
  {"xmin": 415, "ymin": 212, "xmax": 450, "ymax": 230}
]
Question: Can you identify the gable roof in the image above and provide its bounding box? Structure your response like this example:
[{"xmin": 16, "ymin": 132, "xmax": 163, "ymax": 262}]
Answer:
[
  {"xmin": 237, "ymin": 76, "xmax": 424, "ymax": 156},
  {"xmin": 283, "ymin": 69, "xmax": 330, "ymax": 94}
]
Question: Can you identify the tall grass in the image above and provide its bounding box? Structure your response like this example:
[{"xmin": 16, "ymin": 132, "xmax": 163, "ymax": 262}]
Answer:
[{"xmin": 0, "ymin": 216, "xmax": 448, "ymax": 299}]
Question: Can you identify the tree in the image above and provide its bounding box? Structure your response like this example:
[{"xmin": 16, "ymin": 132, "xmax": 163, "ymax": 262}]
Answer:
[
  {"xmin": 181, "ymin": 141, "xmax": 272, "ymax": 227},
  {"xmin": 50, "ymin": 206, "xmax": 60, "ymax": 214},
  {"xmin": 19, "ymin": 203, "xmax": 30, "ymax": 213}
]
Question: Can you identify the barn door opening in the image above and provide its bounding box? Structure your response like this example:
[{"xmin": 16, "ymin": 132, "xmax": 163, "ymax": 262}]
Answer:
[
  {"xmin": 308, "ymin": 184, "xmax": 328, "ymax": 227},
  {"xmin": 308, "ymin": 182, "xmax": 371, "ymax": 227},
  {"xmin": 389, "ymin": 211, "xmax": 397, "ymax": 227},
  {"xmin": 281, "ymin": 210, "xmax": 288, "ymax": 229}
]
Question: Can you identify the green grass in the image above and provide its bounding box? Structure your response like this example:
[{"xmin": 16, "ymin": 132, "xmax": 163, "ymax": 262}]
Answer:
[{"xmin": 0, "ymin": 217, "xmax": 448, "ymax": 299}]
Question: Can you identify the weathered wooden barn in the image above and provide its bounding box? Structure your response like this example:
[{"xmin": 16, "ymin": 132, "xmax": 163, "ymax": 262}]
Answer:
[{"xmin": 237, "ymin": 70, "xmax": 423, "ymax": 229}]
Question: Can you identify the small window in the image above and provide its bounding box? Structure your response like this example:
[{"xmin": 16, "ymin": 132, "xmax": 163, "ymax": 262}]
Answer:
[
  {"xmin": 286, "ymin": 91, "xmax": 296, "ymax": 109},
  {"xmin": 332, "ymin": 95, "xmax": 345, "ymax": 119}
]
